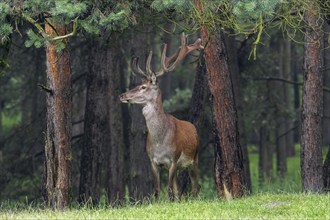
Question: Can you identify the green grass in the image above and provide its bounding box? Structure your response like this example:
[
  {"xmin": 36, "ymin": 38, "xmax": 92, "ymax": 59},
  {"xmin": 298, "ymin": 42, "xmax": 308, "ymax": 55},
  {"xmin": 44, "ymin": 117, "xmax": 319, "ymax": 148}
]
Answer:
[
  {"xmin": 1, "ymin": 144, "xmax": 329, "ymax": 219},
  {"xmin": 0, "ymin": 193, "xmax": 329, "ymax": 219}
]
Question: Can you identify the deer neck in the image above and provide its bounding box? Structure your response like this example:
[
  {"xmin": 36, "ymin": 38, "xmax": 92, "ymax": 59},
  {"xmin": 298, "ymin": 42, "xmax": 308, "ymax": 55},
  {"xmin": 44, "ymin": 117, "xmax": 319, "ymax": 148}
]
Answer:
[{"xmin": 142, "ymin": 91, "xmax": 173, "ymax": 142}]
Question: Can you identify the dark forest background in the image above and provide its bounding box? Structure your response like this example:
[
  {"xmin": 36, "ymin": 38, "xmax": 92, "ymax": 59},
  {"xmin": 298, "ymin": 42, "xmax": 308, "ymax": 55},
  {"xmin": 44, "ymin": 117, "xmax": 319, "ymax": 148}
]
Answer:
[{"xmin": 0, "ymin": 0, "xmax": 329, "ymax": 207}]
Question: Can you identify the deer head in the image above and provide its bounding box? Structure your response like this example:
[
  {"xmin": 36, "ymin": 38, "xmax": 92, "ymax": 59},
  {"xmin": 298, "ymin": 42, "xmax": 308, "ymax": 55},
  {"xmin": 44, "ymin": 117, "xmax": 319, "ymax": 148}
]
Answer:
[{"xmin": 119, "ymin": 33, "xmax": 204, "ymax": 105}]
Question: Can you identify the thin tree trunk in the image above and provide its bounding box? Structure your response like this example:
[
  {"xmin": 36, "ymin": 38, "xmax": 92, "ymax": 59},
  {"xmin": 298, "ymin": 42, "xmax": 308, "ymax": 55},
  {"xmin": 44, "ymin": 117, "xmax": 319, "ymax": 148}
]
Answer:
[
  {"xmin": 292, "ymin": 43, "xmax": 300, "ymax": 144},
  {"xmin": 44, "ymin": 22, "xmax": 72, "ymax": 209},
  {"xmin": 323, "ymin": 23, "xmax": 330, "ymax": 146},
  {"xmin": 322, "ymin": 22, "xmax": 330, "ymax": 192},
  {"xmin": 283, "ymin": 39, "xmax": 295, "ymax": 157},
  {"xmin": 258, "ymin": 123, "xmax": 273, "ymax": 184},
  {"xmin": 300, "ymin": 2, "xmax": 324, "ymax": 193},
  {"xmin": 199, "ymin": 23, "xmax": 247, "ymax": 198},
  {"xmin": 276, "ymin": 41, "xmax": 287, "ymax": 178}
]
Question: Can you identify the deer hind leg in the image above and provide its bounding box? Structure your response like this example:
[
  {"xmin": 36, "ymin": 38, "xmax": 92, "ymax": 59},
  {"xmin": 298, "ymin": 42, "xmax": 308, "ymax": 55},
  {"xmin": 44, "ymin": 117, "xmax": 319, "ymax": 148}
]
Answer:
[
  {"xmin": 168, "ymin": 162, "xmax": 178, "ymax": 201},
  {"xmin": 189, "ymin": 158, "xmax": 199, "ymax": 197},
  {"xmin": 150, "ymin": 162, "xmax": 160, "ymax": 200}
]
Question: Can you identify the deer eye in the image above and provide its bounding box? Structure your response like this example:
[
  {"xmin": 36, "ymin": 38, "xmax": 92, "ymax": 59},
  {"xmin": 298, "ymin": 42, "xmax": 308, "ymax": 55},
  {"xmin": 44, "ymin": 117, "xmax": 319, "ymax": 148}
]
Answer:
[{"xmin": 141, "ymin": 86, "xmax": 147, "ymax": 90}]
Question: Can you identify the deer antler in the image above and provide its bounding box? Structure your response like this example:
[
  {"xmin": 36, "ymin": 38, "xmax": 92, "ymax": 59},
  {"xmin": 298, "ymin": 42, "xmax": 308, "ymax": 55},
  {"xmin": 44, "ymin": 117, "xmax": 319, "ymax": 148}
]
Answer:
[
  {"xmin": 131, "ymin": 32, "xmax": 204, "ymax": 83},
  {"xmin": 131, "ymin": 57, "xmax": 149, "ymax": 79},
  {"xmin": 156, "ymin": 33, "xmax": 204, "ymax": 77}
]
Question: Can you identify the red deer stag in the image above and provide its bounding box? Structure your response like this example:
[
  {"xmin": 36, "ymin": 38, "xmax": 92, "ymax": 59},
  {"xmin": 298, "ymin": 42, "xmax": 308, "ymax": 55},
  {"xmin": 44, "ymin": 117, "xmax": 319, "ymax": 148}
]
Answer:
[{"xmin": 119, "ymin": 33, "xmax": 203, "ymax": 200}]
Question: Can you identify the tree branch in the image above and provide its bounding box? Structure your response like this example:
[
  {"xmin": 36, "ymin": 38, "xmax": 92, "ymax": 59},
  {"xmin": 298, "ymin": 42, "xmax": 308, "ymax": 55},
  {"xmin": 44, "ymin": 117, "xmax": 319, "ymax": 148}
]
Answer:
[
  {"xmin": 250, "ymin": 76, "xmax": 330, "ymax": 93},
  {"xmin": 20, "ymin": 12, "xmax": 78, "ymax": 41},
  {"xmin": 37, "ymin": 84, "xmax": 53, "ymax": 95},
  {"xmin": 21, "ymin": 12, "xmax": 48, "ymax": 38},
  {"xmin": 49, "ymin": 17, "xmax": 79, "ymax": 41}
]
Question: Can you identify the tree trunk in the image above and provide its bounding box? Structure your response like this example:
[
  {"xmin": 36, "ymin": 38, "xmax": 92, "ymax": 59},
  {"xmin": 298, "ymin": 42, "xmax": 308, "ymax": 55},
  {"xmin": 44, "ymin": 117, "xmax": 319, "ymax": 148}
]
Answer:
[
  {"xmin": 178, "ymin": 56, "xmax": 209, "ymax": 195},
  {"xmin": 323, "ymin": 22, "xmax": 330, "ymax": 192},
  {"xmin": 43, "ymin": 22, "xmax": 72, "ymax": 209},
  {"xmin": 323, "ymin": 22, "xmax": 330, "ymax": 146},
  {"xmin": 78, "ymin": 38, "xmax": 105, "ymax": 205},
  {"xmin": 276, "ymin": 41, "xmax": 287, "ymax": 178},
  {"xmin": 323, "ymin": 145, "xmax": 330, "ymax": 191},
  {"xmin": 258, "ymin": 123, "xmax": 273, "ymax": 184},
  {"xmin": 292, "ymin": 43, "xmax": 300, "ymax": 144},
  {"xmin": 106, "ymin": 33, "xmax": 125, "ymax": 205},
  {"xmin": 225, "ymin": 33, "xmax": 252, "ymax": 192},
  {"xmin": 300, "ymin": 3, "xmax": 324, "ymax": 193},
  {"xmin": 128, "ymin": 30, "xmax": 153, "ymax": 202},
  {"xmin": 283, "ymin": 39, "xmax": 295, "ymax": 156},
  {"xmin": 159, "ymin": 22, "xmax": 173, "ymax": 101},
  {"xmin": 199, "ymin": 26, "xmax": 247, "ymax": 198}
]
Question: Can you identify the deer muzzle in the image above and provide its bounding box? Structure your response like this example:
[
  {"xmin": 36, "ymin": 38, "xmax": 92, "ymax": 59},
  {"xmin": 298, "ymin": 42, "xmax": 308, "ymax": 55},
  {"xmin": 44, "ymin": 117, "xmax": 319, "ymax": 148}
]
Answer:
[{"xmin": 119, "ymin": 93, "xmax": 130, "ymax": 103}]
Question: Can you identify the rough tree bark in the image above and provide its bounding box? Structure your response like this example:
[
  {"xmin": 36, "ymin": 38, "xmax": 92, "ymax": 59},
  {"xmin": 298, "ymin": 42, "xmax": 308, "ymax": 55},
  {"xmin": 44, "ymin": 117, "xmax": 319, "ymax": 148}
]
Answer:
[
  {"xmin": 199, "ymin": 25, "xmax": 247, "ymax": 198},
  {"xmin": 43, "ymin": 22, "xmax": 72, "ymax": 209},
  {"xmin": 300, "ymin": 2, "xmax": 324, "ymax": 193},
  {"xmin": 225, "ymin": 33, "xmax": 252, "ymax": 192}
]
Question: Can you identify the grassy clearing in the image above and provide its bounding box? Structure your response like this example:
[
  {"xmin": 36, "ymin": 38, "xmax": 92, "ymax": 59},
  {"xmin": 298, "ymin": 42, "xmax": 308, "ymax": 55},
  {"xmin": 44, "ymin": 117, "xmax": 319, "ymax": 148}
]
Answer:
[
  {"xmin": 1, "ymin": 145, "xmax": 328, "ymax": 219},
  {"xmin": 0, "ymin": 193, "xmax": 329, "ymax": 219}
]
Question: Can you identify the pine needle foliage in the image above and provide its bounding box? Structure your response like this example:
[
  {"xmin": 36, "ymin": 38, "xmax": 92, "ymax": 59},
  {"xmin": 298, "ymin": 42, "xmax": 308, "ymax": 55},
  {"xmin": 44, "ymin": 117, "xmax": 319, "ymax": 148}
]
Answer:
[
  {"xmin": 0, "ymin": 0, "xmax": 139, "ymax": 49},
  {"xmin": 150, "ymin": 0, "xmax": 329, "ymax": 59}
]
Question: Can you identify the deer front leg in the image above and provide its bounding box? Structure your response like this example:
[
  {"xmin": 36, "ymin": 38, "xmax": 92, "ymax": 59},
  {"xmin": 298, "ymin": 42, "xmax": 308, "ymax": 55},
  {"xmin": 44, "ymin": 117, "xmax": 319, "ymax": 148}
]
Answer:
[
  {"xmin": 150, "ymin": 162, "xmax": 160, "ymax": 199},
  {"xmin": 168, "ymin": 162, "xmax": 178, "ymax": 200}
]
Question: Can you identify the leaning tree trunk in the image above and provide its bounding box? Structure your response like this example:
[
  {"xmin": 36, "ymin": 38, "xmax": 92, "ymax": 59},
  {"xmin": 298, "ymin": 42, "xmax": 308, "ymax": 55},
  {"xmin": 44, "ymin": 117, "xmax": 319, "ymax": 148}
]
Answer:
[
  {"xmin": 300, "ymin": 2, "xmax": 324, "ymax": 193},
  {"xmin": 43, "ymin": 22, "xmax": 72, "ymax": 209},
  {"xmin": 178, "ymin": 56, "xmax": 209, "ymax": 196},
  {"xmin": 199, "ymin": 25, "xmax": 247, "ymax": 198}
]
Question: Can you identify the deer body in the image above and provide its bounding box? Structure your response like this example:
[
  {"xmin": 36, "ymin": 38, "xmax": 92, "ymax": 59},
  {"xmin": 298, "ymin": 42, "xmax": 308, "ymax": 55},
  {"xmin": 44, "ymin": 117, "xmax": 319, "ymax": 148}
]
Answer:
[
  {"xmin": 120, "ymin": 33, "xmax": 203, "ymax": 200},
  {"xmin": 120, "ymin": 81, "xmax": 199, "ymax": 199}
]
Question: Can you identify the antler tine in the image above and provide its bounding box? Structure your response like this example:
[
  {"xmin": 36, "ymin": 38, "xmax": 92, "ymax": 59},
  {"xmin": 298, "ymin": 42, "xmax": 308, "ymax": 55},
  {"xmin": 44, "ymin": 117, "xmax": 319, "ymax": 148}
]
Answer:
[
  {"xmin": 131, "ymin": 57, "xmax": 148, "ymax": 79},
  {"xmin": 163, "ymin": 32, "xmax": 204, "ymax": 73},
  {"xmin": 146, "ymin": 50, "xmax": 153, "ymax": 76},
  {"xmin": 155, "ymin": 43, "xmax": 180, "ymax": 77}
]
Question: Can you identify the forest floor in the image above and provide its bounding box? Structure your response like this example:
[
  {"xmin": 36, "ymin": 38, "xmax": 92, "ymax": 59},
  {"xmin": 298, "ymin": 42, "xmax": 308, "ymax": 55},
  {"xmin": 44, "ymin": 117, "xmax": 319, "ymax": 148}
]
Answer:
[{"xmin": 0, "ymin": 193, "xmax": 329, "ymax": 219}]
